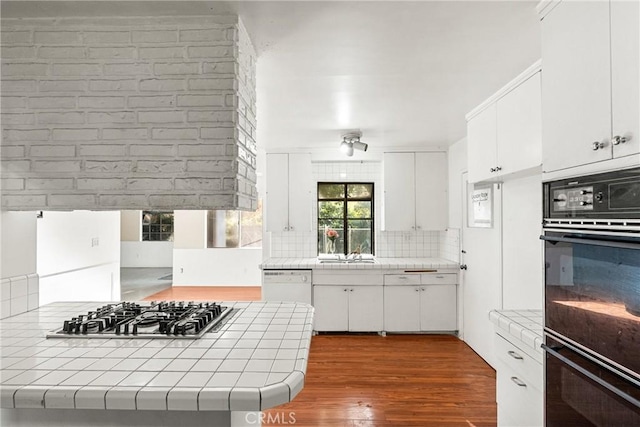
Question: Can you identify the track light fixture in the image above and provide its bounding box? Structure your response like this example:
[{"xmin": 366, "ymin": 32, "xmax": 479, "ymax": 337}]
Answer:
[{"xmin": 340, "ymin": 131, "xmax": 367, "ymax": 157}]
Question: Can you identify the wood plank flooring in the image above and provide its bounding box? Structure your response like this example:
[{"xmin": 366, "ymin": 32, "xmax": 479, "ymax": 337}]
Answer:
[{"xmin": 143, "ymin": 286, "xmax": 497, "ymax": 426}]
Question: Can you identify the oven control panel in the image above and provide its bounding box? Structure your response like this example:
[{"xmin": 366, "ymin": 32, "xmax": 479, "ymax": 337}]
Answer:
[{"xmin": 552, "ymin": 186, "xmax": 595, "ymax": 211}]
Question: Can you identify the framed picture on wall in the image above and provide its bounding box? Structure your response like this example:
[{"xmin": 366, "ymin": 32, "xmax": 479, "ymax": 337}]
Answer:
[{"xmin": 467, "ymin": 184, "xmax": 493, "ymax": 228}]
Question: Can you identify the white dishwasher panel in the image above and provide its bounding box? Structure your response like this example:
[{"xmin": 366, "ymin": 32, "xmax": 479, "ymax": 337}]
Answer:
[{"xmin": 262, "ymin": 270, "xmax": 312, "ymax": 304}]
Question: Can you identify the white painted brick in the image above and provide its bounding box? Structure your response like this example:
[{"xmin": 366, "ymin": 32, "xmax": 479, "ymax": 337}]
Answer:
[
  {"xmin": 127, "ymin": 179, "xmax": 173, "ymax": 190},
  {"xmin": 88, "ymin": 47, "xmax": 136, "ymax": 59},
  {"xmin": 78, "ymin": 96, "xmax": 125, "ymax": 109},
  {"xmin": 2, "ymin": 195, "xmax": 47, "ymax": 208},
  {"xmin": 83, "ymin": 31, "xmax": 130, "ymax": 44},
  {"xmin": 78, "ymin": 144, "xmax": 127, "ymax": 157},
  {"xmin": 0, "ymin": 146, "xmax": 26, "ymax": 158},
  {"xmin": 138, "ymin": 47, "xmax": 184, "ymax": 59},
  {"xmin": 199, "ymin": 194, "xmax": 235, "ymax": 209},
  {"xmin": 28, "ymin": 97, "xmax": 76, "ymax": 109},
  {"xmin": 151, "ymin": 128, "xmax": 198, "ymax": 140},
  {"xmin": 1, "ymin": 179, "xmax": 24, "ymax": 190},
  {"xmin": 178, "ymin": 144, "xmax": 226, "ymax": 157},
  {"xmin": 187, "ymin": 111, "xmax": 234, "ymax": 122},
  {"xmin": 149, "ymin": 194, "xmax": 199, "ymax": 208},
  {"xmin": 102, "ymin": 128, "xmax": 147, "ymax": 140},
  {"xmin": 2, "ymin": 113, "xmax": 35, "ymax": 125},
  {"xmin": 127, "ymin": 96, "xmax": 174, "ymax": 108},
  {"xmin": 175, "ymin": 178, "xmax": 222, "ymax": 191},
  {"xmin": 1, "ymin": 63, "xmax": 48, "ymax": 76},
  {"xmin": 39, "ymin": 80, "xmax": 88, "ymax": 92},
  {"xmin": 154, "ymin": 62, "xmax": 199, "ymax": 75},
  {"xmin": 52, "ymin": 63, "xmax": 102, "ymax": 76},
  {"xmin": 89, "ymin": 79, "xmax": 137, "ymax": 92},
  {"xmin": 138, "ymin": 111, "xmax": 184, "ymax": 123},
  {"xmin": 49, "ymin": 194, "xmax": 96, "ymax": 207},
  {"xmin": 191, "ymin": 77, "xmax": 237, "ymax": 92},
  {"xmin": 180, "ymin": 29, "xmax": 228, "ymax": 42},
  {"xmin": 99, "ymin": 195, "xmax": 148, "ymax": 207},
  {"xmin": 188, "ymin": 46, "xmax": 234, "ymax": 58},
  {"xmin": 187, "ymin": 160, "xmax": 233, "ymax": 173},
  {"xmin": 200, "ymin": 127, "xmax": 235, "ymax": 139},
  {"xmin": 104, "ymin": 63, "xmax": 152, "ymax": 75},
  {"xmin": 38, "ymin": 112, "xmax": 84, "ymax": 124},
  {"xmin": 139, "ymin": 78, "xmax": 185, "ymax": 92},
  {"xmin": 0, "ymin": 160, "xmax": 30, "ymax": 172},
  {"xmin": 2, "ymin": 46, "xmax": 36, "ymax": 58},
  {"xmin": 132, "ymin": 30, "xmax": 176, "ymax": 43},
  {"xmin": 202, "ymin": 62, "xmax": 236, "ymax": 74},
  {"xmin": 38, "ymin": 46, "xmax": 85, "ymax": 59},
  {"xmin": 177, "ymin": 95, "xmax": 225, "ymax": 107},
  {"xmin": 87, "ymin": 111, "xmax": 136, "ymax": 124},
  {"xmin": 225, "ymin": 94, "xmax": 237, "ymax": 107},
  {"xmin": 52, "ymin": 129, "xmax": 98, "ymax": 141},
  {"xmin": 130, "ymin": 144, "xmax": 175, "ymax": 157},
  {"xmin": 136, "ymin": 161, "xmax": 184, "ymax": 173},
  {"xmin": 77, "ymin": 178, "xmax": 125, "ymax": 190},
  {"xmin": 1, "ymin": 97, "xmax": 26, "ymax": 109},
  {"xmin": 85, "ymin": 161, "xmax": 132, "ymax": 173},
  {"xmin": 3, "ymin": 128, "xmax": 48, "ymax": 143},
  {"xmin": 30, "ymin": 145, "xmax": 75, "ymax": 157},
  {"xmin": 1, "ymin": 31, "xmax": 32, "ymax": 44},
  {"xmin": 26, "ymin": 178, "xmax": 74, "ymax": 190},
  {"xmin": 34, "ymin": 31, "xmax": 81, "ymax": 44},
  {"xmin": 31, "ymin": 160, "xmax": 82, "ymax": 172},
  {"xmin": 1, "ymin": 80, "xmax": 37, "ymax": 92}
]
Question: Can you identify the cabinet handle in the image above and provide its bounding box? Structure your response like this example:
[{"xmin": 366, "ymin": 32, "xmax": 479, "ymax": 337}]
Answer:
[
  {"xmin": 343, "ymin": 289, "xmax": 348, "ymax": 292},
  {"xmin": 290, "ymin": 225, "xmax": 294, "ymax": 231},
  {"xmin": 507, "ymin": 350, "xmax": 524, "ymax": 360},
  {"xmin": 490, "ymin": 167, "xmax": 496, "ymax": 173},
  {"xmin": 350, "ymin": 289, "xmax": 354, "ymax": 292},
  {"xmin": 435, "ymin": 275, "xmax": 444, "ymax": 279},
  {"xmin": 416, "ymin": 225, "xmax": 421, "ymax": 230},
  {"xmin": 415, "ymin": 288, "xmax": 420, "ymax": 292},
  {"xmin": 510, "ymin": 376, "xmax": 527, "ymax": 387},
  {"xmin": 612, "ymin": 135, "xmax": 627, "ymax": 145},
  {"xmin": 495, "ymin": 166, "xmax": 502, "ymax": 172},
  {"xmin": 421, "ymin": 287, "xmax": 425, "ymax": 291},
  {"xmin": 592, "ymin": 141, "xmax": 606, "ymax": 151}
]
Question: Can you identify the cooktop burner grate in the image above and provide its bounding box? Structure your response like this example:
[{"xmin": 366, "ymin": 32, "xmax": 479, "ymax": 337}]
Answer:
[{"xmin": 47, "ymin": 301, "xmax": 233, "ymax": 339}]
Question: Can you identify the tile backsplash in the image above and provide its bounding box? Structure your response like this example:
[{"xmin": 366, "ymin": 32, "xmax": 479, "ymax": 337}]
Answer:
[{"xmin": 267, "ymin": 161, "xmax": 460, "ymax": 261}]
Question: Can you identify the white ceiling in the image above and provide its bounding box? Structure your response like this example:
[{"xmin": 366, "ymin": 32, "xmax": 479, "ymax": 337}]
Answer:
[{"xmin": 2, "ymin": 1, "xmax": 541, "ymax": 152}]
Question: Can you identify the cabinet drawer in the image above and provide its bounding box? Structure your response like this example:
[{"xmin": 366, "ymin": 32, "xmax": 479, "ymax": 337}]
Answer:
[
  {"xmin": 313, "ymin": 273, "xmax": 383, "ymax": 286},
  {"xmin": 495, "ymin": 333, "xmax": 543, "ymax": 391},
  {"xmin": 421, "ymin": 273, "xmax": 457, "ymax": 285},
  {"xmin": 384, "ymin": 274, "xmax": 421, "ymax": 285},
  {"xmin": 496, "ymin": 363, "xmax": 543, "ymax": 427}
]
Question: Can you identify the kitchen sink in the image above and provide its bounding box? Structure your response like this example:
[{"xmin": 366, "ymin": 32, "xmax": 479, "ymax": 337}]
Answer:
[{"xmin": 318, "ymin": 256, "xmax": 376, "ymax": 264}]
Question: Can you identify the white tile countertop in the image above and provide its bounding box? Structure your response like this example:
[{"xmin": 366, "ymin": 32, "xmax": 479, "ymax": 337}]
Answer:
[
  {"xmin": 489, "ymin": 309, "xmax": 543, "ymax": 357},
  {"xmin": 0, "ymin": 301, "xmax": 313, "ymax": 412},
  {"xmin": 260, "ymin": 257, "xmax": 459, "ymax": 270}
]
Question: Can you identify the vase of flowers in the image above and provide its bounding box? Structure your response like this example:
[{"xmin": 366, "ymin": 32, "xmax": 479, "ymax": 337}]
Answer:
[{"xmin": 325, "ymin": 228, "xmax": 339, "ymax": 253}]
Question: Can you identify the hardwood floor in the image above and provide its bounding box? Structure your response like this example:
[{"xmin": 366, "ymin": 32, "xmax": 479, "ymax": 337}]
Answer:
[{"xmin": 144, "ymin": 286, "xmax": 497, "ymax": 426}]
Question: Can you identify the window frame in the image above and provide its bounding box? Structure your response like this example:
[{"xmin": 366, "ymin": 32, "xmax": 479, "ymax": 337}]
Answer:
[
  {"xmin": 141, "ymin": 211, "xmax": 174, "ymax": 241},
  {"xmin": 317, "ymin": 182, "xmax": 375, "ymax": 255}
]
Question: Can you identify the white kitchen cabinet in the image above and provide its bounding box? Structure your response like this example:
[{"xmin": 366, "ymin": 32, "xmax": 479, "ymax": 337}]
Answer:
[
  {"xmin": 383, "ymin": 152, "xmax": 447, "ymax": 231},
  {"xmin": 420, "ymin": 283, "xmax": 457, "ymax": 331},
  {"xmin": 313, "ymin": 285, "xmax": 383, "ymax": 332},
  {"xmin": 467, "ymin": 63, "xmax": 542, "ymax": 184},
  {"xmin": 383, "ymin": 285, "xmax": 421, "ymax": 331},
  {"xmin": 265, "ymin": 153, "xmax": 312, "ymax": 232},
  {"xmin": 540, "ymin": 0, "xmax": 639, "ymax": 173}
]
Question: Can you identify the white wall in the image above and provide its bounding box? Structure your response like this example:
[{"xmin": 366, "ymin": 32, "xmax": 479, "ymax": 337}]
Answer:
[
  {"xmin": 37, "ymin": 211, "xmax": 120, "ymax": 304},
  {"xmin": 121, "ymin": 241, "xmax": 173, "ymax": 268},
  {"xmin": 173, "ymin": 248, "xmax": 262, "ymax": 286},
  {"xmin": 448, "ymin": 137, "xmax": 468, "ymax": 228},
  {"xmin": 174, "ymin": 210, "xmax": 207, "ymax": 249},
  {"xmin": 121, "ymin": 210, "xmax": 141, "ymax": 241}
]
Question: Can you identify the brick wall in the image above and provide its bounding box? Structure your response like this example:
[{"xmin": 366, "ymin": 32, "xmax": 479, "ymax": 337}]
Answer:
[{"xmin": 0, "ymin": 15, "xmax": 257, "ymax": 211}]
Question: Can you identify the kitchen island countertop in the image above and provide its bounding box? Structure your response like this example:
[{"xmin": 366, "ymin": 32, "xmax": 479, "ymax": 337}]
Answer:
[
  {"xmin": 260, "ymin": 257, "xmax": 459, "ymax": 270},
  {"xmin": 489, "ymin": 309, "xmax": 543, "ymax": 357},
  {"xmin": 0, "ymin": 301, "xmax": 313, "ymax": 415}
]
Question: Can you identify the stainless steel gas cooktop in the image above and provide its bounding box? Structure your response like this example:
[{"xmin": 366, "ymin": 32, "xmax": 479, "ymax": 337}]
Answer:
[{"xmin": 47, "ymin": 301, "xmax": 233, "ymax": 339}]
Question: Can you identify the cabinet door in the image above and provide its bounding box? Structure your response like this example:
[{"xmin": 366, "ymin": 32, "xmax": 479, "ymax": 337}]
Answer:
[
  {"xmin": 383, "ymin": 286, "xmax": 420, "ymax": 331},
  {"xmin": 496, "ymin": 72, "xmax": 542, "ymax": 176},
  {"xmin": 383, "ymin": 153, "xmax": 416, "ymax": 231},
  {"xmin": 541, "ymin": 0, "xmax": 612, "ymax": 172},
  {"xmin": 265, "ymin": 153, "xmax": 289, "ymax": 232},
  {"xmin": 467, "ymin": 103, "xmax": 497, "ymax": 183},
  {"xmin": 496, "ymin": 361, "xmax": 543, "ymax": 427},
  {"xmin": 415, "ymin": 152, "xmax": 448, "ymax": 230},
  {"xmin": 313, "ymin": 286, "xmax": 348, "ymax": 331},
  {"xmin": 420, "ymin": 284, "xmax": 457, "ymax": 331},
  {"xmin": 287, "ymin": 153, "xmax": 312, "ymax": 232},
  {"xmin": 611, "ymin": 0, "xmax": 640, "ymax": 159},
  {"xmin": 348, "ymin": 286, "xmax": 383, "ymax": 332}
]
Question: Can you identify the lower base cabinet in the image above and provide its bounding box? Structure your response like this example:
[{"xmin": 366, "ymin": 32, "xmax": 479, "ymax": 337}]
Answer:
[{"xmin": 313, "ymin": 285, "xmax": 383, "ymax": 332}]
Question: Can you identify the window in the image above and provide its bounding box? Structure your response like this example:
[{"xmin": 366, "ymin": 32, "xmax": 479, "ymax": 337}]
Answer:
[
  {"xmin": 142, "ymin": 211, "xmax": 174, "ymax": 241},
  {"xmin": 207, "ymin": 200, "xmax": 263, "ymax": 248},
  {"xmin": 318, "ymin": 183, "xmax": 374, "ymax": 255}
]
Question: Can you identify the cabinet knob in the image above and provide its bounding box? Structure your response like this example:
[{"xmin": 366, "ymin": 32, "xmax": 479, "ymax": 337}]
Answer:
[
  {"xmin": 612, "ymin": 135, "xmax": 627, "ymax": 145},
  {"xmin": 490, "ymin": 167, "xmax": 496, "ymax": 173},
  {"xmin": 495, "ymin": 166, "xmax": 502, "ymax": 172},
  {"xmin": 421, "ymin": 287, "xmax": 425, "ymax": 291},
  {"xmin": 592, "ymin": 141, "xmax": 606, "ymax": 151},
  {"xmin": 459, "ymin": 264, "xmax": 468, "ymax": 270},
  {"xmin": 343, "ymin": 289, "xmax": 348, "ymax": 292},
  {"xmin": 415, "ymin": 288, "xmax": 420, "ymax": 292}
]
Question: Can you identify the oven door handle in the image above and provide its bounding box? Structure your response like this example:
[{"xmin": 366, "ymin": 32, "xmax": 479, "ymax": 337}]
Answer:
[
  {"xmin": 542, "ymin": 344, "xmax": 640, "ymax": 409},
  {"xmin": 540, "ymin": 234, "xmax": 640, "ymax": 250}
]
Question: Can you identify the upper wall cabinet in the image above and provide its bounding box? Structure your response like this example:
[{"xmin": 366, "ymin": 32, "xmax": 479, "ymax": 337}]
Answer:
[
  {"xmin": 466, "ymin": 63, "xmax": 542, "ymax": 184},
  {"xmin": 265, "ymin": 153, "xmax": 312, "ymax": 232},
  {"xmin": 383, "ymin": 152, "xmax": 448, "ymax": 231},
  {"xmin": 539, "ymin": 0, "xmax": 639, "ymax": 173}
]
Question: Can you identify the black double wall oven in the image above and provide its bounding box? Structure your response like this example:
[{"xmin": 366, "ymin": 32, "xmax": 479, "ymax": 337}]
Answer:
[{"xmin": 542, "ymin": 167, "xmax": 640, "ymax": 426}]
